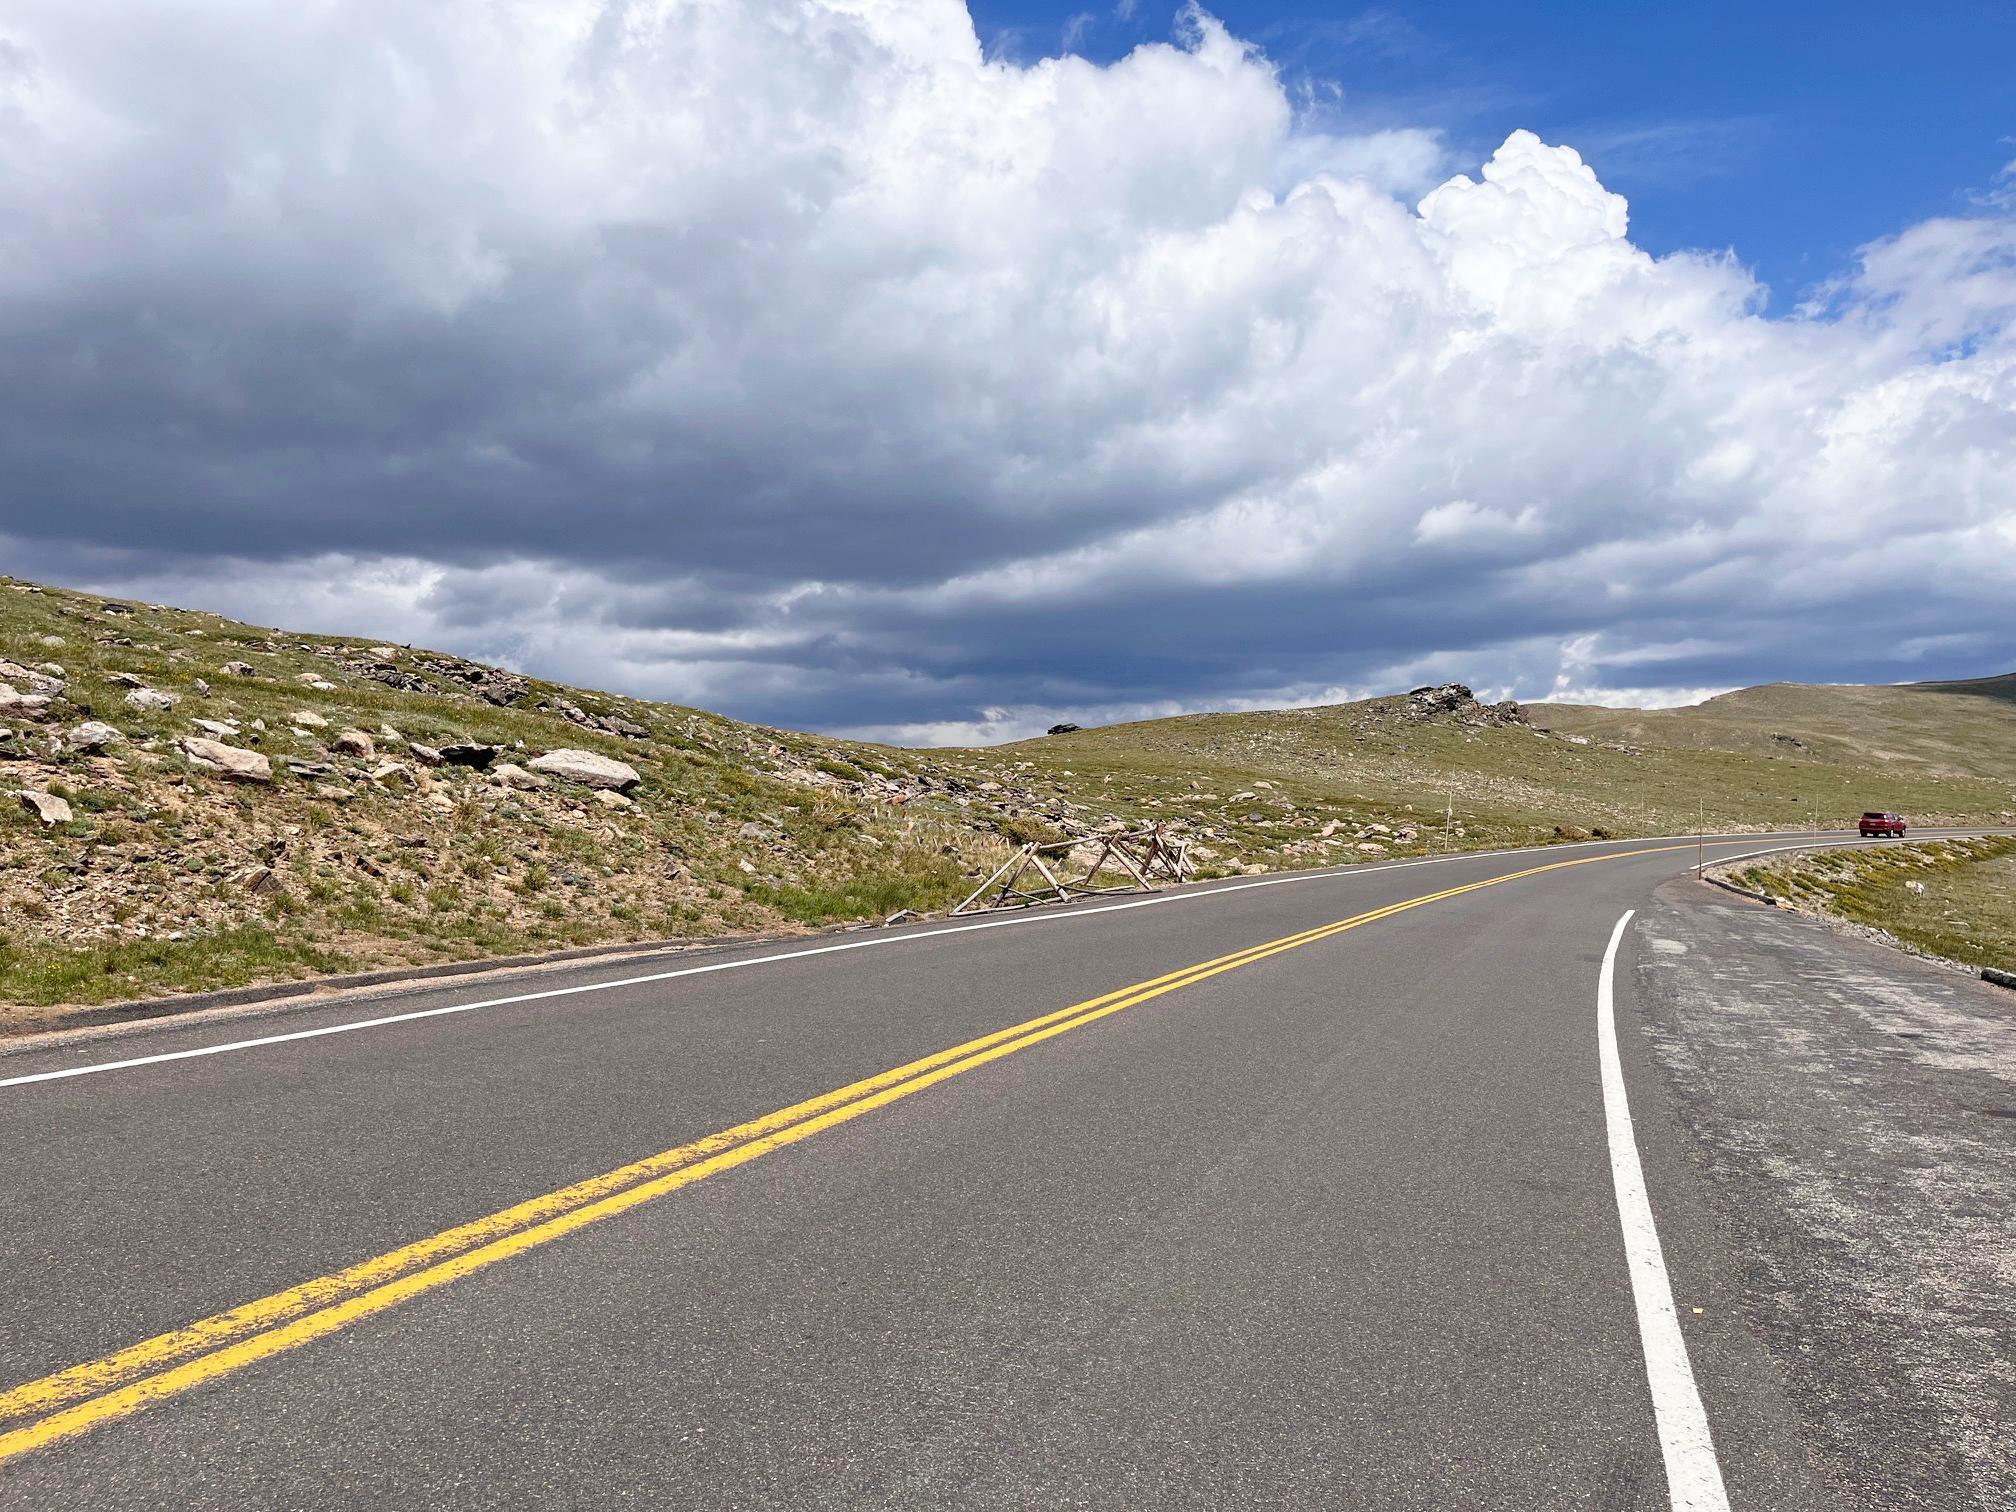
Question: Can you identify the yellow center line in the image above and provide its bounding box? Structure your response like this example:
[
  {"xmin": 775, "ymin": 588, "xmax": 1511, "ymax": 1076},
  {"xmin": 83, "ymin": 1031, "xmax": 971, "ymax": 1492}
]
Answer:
[{"xmin": 0, "ymin": 842, "xmax": 1691, "ymax": 1465}]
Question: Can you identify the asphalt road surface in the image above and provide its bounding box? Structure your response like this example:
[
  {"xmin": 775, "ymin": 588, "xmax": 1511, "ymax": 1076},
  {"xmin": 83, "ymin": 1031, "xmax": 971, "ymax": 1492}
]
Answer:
[{"xmin": 2, "ymin": 830, "xmax": 2010, "ymax": 1509}]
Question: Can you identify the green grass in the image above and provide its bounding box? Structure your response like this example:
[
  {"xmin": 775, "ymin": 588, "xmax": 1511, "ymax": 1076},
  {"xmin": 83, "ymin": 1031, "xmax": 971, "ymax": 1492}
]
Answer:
[
  {"xmin": 1733, "ymin": 837, "xmax": 2016, "ymax": 973},
  {"xmin": 746, "ymin": 851, "xmax": 972, "ymax": 925},
  {"xmin": 0, "ymin": 926, "xmax": 350, "ymax": 1010}
]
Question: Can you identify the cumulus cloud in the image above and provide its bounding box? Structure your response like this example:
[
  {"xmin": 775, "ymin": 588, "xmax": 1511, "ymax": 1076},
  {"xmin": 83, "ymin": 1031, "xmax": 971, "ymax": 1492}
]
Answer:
[{"xmin": 0, "ymin": 0, "xmax": 2011, "ymax": 742}]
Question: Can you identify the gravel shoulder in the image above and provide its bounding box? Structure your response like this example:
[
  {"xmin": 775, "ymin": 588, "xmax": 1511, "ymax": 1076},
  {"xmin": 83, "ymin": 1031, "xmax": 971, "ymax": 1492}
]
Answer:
[{"xmin": 1635, "ymin": 880, "xmax": 2015, "ymax": 1509}]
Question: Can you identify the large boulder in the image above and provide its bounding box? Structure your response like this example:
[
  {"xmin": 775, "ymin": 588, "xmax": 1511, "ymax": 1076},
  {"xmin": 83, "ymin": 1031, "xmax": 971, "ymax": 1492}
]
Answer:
[
  {"xmin": 438, "ymin": 742, "xmax": 498, "ymax": 769},
  {"xmin": 0, "ymin": 684, "xmax": 54, "ymax": 721},
  {"xmin": 0, "ymin": 659, "xmax": 64, "ymax": 695},
  {"xmin": 68, "ymin": 720, "xmax": 124, "ymax": 753},
  {"xmin": 181, "ymin": 737, "xmax": 272, "ymax": 783},
  {"xmin": 17, "ymin": 789, "xmax": 71, "ymax": 825},
  {"xmin": 527, "ymin": 748, "xmax": 640, "ymax": 792}
]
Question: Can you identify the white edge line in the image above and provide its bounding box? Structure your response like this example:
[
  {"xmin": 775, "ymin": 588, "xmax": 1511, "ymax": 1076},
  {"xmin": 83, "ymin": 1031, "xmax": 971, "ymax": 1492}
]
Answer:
[
  {"xmin": 0, "ymin": 827, "xmax": 1942, "ymax": 1092},
  {"xmin": 1598, "ymin": 909, "xmax": 1731, "ymax": 1512}
]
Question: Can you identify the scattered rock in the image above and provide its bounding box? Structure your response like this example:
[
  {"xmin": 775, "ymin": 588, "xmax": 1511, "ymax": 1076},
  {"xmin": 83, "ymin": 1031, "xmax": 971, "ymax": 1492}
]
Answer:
[
  {"xmin": 287, "ymin": 759, "xmax": 338, "ymax": 779},
  {"xmin": 491, "ymin": 762, "xmax": 547, "ymax": 791},
  {"xmin": 17, "ymin": 789, "xmax": 71, "ymax": 825},
  {"xmin": 180, "ymin": 737, "xmax": 272, "ymax": 783},
  {"xmin": 190, "ymin": 718, "xmax": 239, "ymax": 737},
  {"xmin": 291, "ymin": 710, "xmax": 329, "ymax": 728},
  {"xmin": 0, "ymin": 659, "xmax": 64, "ymax": 695},
  {"xmin": 527, "ymin": 748, "xmax": 641, "ymax": 792},
  {"xmin": 124, "ymin": 687, "xmax": 179, "ymax": 712},
  {"xmin": 332, "ymin": 729, "xmax": 375, "ymax": 759},
  {"xmin": 68, "ymin": 720, "xmax": 124, "ymax": 753}
]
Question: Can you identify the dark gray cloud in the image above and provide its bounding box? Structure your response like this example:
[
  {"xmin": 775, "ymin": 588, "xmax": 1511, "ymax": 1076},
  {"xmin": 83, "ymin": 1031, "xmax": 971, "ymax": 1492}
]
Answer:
[{"xmin": 1, "ymin": 1, "xmax": 2011, "ymax": 742}]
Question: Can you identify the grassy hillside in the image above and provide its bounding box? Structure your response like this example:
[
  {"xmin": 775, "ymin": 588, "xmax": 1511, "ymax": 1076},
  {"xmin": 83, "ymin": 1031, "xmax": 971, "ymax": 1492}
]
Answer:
[
  {"xmin": 5, "ymin": 574, "xmax": 2013, "ymax": 1021},
  {"xmin": 1532, "ymin": 676, "xmax": 2016, "ymax": 782},
  {"xmin": 1725, "ymin": 837, "xmax": 2016, "ymax": 974}
]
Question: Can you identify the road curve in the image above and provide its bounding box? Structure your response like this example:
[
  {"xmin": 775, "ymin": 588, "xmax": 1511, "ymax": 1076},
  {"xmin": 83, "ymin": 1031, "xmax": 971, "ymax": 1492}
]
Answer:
[{"xmin": 0, "ymin": 831, "xmax": 2003, "ymax": 1508}]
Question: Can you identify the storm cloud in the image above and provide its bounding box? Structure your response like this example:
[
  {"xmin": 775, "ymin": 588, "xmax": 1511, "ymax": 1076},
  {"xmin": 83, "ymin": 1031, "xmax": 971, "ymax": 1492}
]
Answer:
[{"xmin": 2, "ymin": 0, "xmax": 2012, "ymax": 740}]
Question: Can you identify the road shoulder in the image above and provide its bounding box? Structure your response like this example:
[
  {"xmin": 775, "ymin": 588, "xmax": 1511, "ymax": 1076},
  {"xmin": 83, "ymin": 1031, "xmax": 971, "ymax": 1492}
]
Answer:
[{"xmin": 1632, "ymin": 879, "xmax": 2016, "ymax": 1510}]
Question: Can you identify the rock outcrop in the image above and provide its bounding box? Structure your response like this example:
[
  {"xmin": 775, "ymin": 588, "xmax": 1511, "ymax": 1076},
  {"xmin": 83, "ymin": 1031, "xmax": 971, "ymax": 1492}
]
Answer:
[
  {"xmin": 526, "ymin": 749, "xmax": 641, "ymax": 792},
  {"xmin": 181, "ymin": 737, "xmax": 273, "ymax": 783}
]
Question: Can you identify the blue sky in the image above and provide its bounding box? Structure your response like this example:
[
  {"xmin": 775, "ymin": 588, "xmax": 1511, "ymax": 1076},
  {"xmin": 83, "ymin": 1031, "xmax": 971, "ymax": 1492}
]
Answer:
[
  {"xmin": 2, "ymin": 0, "xmax": 2012, "ymax": 741},
  {"xmin": 974, "ymin": 1, "xmax": 2016, "ymax": 307}
]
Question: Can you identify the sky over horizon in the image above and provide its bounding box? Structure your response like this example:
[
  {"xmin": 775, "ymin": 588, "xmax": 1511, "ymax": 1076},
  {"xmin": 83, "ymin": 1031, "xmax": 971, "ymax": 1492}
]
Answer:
[{"xmin": 1, "ymin": 0, "xmax": 2012, "ymax": 744}]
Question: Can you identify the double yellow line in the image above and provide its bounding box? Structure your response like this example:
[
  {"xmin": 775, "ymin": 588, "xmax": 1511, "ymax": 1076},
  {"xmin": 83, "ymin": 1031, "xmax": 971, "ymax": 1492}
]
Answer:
[{"xmin": 0, "ymin": 843, "xmax": 1684, "ymax": 1465}]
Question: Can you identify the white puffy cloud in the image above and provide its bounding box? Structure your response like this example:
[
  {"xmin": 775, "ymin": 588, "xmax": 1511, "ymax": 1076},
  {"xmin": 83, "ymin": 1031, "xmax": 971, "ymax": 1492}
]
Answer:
[{"xmin": 0, "ymin": 0, "xmax": 2011, "ymax": 741}]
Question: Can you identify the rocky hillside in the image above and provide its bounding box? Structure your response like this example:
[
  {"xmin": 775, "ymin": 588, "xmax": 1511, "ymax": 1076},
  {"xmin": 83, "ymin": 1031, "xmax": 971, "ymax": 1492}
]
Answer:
[{"xmin": 6, "ymin": 575, "xmax": 2013, "ymax": 1022}]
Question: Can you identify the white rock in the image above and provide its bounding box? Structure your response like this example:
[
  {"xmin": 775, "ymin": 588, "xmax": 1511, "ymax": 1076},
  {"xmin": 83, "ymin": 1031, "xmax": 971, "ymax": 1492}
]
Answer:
[
  {"xmin": 490, "ymin": 762, "xmax": 548, "ymax": 791},
  {"xmin": 191, "ymin": 718, "xmax": 239, "ymax": 737},
  {"xmin": 68, "ymin": 720, "xmax": 124, "ymax": 753},
  {"xmin": 180, "ymin": 736, "xmax": 272, "ymax": 783},
  {"xmin": 526, "ymin": 748, "xmax": 640, "ymax": 791},
  {"xmin": 17, "ymin": 789, "xmax": 71, "ymax": 825},
  {"xmin": 0, "ymin": 659, "xmax": 64, "ymax": 695},
  {"xmin": 0, "ymin": 685, "xmax": 54, "ymax": 721}
]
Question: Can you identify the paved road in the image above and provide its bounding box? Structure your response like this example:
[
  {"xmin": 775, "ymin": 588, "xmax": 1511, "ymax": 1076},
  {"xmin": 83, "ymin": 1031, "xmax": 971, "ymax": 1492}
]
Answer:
[{"xmin": 0, "ymin": 831, "xmax": 2009, "ymax": 1508}]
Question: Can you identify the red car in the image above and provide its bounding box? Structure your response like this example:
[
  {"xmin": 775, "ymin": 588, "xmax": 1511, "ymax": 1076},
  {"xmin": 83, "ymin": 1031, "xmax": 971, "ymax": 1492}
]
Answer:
[{"xmin": 1858, "ymin": 811, "xmax": 1907, "ymax": 837}]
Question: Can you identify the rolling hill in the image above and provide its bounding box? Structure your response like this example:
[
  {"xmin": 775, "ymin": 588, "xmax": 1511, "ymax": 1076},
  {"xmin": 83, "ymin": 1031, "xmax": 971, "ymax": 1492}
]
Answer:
[{"xmin": 6, "ymin": 574, "xmax": 2012, "ymax": 1021}]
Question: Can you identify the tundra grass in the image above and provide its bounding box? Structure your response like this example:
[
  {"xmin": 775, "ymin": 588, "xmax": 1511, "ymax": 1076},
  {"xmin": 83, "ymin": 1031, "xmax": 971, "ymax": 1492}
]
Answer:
[{"xmin": 1732, "ymin": 837, "xmax": 2016, "ymax": 973}]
